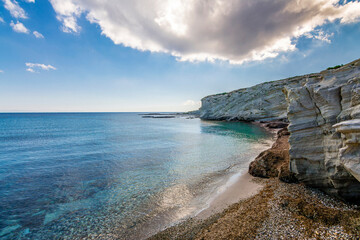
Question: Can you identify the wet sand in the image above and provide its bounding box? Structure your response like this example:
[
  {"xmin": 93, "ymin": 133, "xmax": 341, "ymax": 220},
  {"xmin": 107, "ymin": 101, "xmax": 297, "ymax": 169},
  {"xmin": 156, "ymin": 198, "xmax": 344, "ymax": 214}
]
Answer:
[{"xmin": 196, "ymin": 173, "xmax": 262, "ymax": 219}]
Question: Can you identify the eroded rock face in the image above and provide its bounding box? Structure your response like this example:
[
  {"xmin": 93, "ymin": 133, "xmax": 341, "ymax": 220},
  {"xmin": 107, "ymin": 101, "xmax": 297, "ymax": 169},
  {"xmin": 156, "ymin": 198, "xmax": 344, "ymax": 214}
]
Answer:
[
  {"xmin": 285, "ymin": 60, "xmax": 360, "ymax": 202},
  {"xmin": 333, "ymin": 119, "xmax": 360, "ymax": 182},
  {"xmin": 200, "ymin": 75, "xmax": 316, "ymax": 121},
  {"xmin": 200, "ymin": 58, "xmax": 360, "ymax": 202}
]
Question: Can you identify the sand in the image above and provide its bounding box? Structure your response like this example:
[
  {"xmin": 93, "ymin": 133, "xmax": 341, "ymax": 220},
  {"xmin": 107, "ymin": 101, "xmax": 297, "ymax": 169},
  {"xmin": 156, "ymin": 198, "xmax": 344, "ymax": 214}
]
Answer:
[
  {"xmin": 148, "ymin": 125, "xmax": 360, "ymax": 239},
  {"xmin": 196, "ymin": 173, "xmax": 262, "ymax": 219},
  {"xmin": 149, "ymin": 178, "xmax": 360, "ymax": 240}
]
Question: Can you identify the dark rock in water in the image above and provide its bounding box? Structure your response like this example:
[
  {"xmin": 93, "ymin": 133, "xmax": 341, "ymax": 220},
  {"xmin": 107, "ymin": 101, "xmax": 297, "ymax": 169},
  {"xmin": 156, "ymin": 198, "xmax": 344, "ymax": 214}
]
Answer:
[
  {"xmin": 142, "ymin": 116, "xmax": 176, "ymax": 119},
  {"xmin": 140, "ymin": 111, "xmax": 199, "ymax": 119},
  {"xmin": 264, "ymin": 122, "xmax": 289, "ymax": 129},
  {"xmin": 139, "ymin": 113, "xmax": 169, "ymax": 116},
  {"xmin": 278, "ymin": 128, "xmax": 290, "ymax": 136},
  {"xmin": 249, "ymin": 127, "xmax": 297, "ymax": 183},
  {"xmin": 185, "ymin": 110, "xmax": 200, "ymax": 118}
]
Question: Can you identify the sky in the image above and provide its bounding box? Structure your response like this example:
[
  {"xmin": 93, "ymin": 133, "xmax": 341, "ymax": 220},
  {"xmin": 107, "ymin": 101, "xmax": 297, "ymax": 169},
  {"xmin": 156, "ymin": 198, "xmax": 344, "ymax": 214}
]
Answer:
[{"xmin": 0, "ymin": 0, "xmax": 360, "ymax": 112}]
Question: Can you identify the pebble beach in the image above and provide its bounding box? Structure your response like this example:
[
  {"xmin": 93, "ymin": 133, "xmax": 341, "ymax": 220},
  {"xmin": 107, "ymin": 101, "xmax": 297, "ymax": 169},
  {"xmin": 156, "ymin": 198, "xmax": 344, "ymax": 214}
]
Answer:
[{"xmin": 149, "ymin": 177, "xmax": 360, "ymax": 239}]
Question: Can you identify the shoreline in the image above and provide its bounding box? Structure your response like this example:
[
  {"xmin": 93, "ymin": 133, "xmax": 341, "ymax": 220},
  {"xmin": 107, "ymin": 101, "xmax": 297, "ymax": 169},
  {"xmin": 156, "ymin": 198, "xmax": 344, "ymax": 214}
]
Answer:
[
  {"xmin": 189, "ymin": 120, "xmax": 278, "ymax": 220},
  {"xmin": 143, "ymin": 172, "xmax": 267, "ymax": 240},
  {"xmin": 195, "ymin": 173, "xmax": 263, "ymax": 220},
  {"xmin": 140, "ymin": 120, "xmax": 276, "ymax": 239},
  {"xmin": 147, "ymin": 121, "xmax": 279, "ymax": 239},
  {"xmin": 194, "ymin": 121, "xmax": 279, "ymax": 220},
  {"xmin": 149, "ymin": 178, "xmax": 359, "ymax": 239},
  {"xmin": 148, "ymin": 122, "xmax": 360, "ymax": 239}
]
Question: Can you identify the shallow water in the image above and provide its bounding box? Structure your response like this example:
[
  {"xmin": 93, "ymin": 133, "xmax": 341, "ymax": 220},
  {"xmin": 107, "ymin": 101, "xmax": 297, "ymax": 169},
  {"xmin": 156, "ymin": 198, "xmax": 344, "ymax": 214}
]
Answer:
[{"xmin": 0, "ymin": 113, "xmax": 271, "ymax": 239}]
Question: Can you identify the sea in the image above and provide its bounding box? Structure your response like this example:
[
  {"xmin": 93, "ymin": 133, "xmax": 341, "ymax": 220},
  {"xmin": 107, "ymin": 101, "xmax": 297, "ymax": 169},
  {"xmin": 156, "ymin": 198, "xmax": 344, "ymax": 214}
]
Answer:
[{"xmin": 0, "ymin": 113, "xmax": 271, "ymax": 239}]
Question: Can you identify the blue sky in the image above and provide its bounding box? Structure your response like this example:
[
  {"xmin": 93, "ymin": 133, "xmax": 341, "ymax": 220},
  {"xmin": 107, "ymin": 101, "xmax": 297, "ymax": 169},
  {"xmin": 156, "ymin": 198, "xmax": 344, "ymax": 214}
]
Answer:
[{"xmin": 0, "ymin": 0, "xmax": 360, "ymax": 112}]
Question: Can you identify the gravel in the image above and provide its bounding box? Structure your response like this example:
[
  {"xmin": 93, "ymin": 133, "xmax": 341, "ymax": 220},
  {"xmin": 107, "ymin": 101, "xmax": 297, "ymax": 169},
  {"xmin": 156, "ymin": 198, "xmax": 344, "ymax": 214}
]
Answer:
[{"xmin": 149, "ymin": 178, "xmax": 360, "ymax": 240}]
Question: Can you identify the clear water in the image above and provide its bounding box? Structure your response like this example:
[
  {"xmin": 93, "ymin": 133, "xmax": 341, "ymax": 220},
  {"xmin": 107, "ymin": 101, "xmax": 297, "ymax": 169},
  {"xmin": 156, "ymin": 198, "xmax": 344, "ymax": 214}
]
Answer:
[{"xmin": 0, "ymin": 113, "xmax": 271, "ymax": 239}]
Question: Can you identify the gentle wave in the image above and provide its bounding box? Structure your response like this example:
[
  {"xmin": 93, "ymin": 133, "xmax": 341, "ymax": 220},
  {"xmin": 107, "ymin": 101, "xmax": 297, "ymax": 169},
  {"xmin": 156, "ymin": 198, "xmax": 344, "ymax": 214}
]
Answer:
[{"xmin": 0, "ymin": 113, "xmax": 271, "ymax": 239}]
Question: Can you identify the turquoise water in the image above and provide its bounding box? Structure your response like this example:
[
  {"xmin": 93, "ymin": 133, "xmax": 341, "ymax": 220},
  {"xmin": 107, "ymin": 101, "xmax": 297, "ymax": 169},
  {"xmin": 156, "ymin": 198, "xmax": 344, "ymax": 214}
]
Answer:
[{"xmin": 0, "ymin": 113, "xmax": 271, "ymax": 239}]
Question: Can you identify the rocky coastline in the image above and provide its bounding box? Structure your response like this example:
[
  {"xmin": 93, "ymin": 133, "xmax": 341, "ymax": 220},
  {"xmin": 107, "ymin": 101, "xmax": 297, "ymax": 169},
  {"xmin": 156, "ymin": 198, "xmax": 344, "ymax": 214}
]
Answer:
[
  {"xmin": 248, "ymin": 123, "xmax": 297, "ymax": 184},
  {"xmin": 200, "ymin": 58, "xmax": 360, "ymax": 203},
  {"xmin": 148, "ymin": 59, "xmax": 360, "ymax": 239},
  {"xmin": 149, "ymin": 122, "xmax": 360, "ymax": 239}
]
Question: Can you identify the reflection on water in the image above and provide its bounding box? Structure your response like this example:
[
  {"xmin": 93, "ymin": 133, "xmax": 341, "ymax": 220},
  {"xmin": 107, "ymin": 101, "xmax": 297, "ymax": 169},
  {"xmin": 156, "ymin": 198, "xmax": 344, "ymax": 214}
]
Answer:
[{"xmin": 0, "ymin": 113, "xmax": 271, "ymax": 239}]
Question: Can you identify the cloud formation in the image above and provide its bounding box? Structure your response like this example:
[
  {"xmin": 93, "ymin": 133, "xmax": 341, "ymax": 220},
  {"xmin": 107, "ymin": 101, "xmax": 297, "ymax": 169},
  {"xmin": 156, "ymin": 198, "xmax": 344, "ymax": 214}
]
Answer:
[
  {"xmin": 26, "ymin": 63, "xmax": 56, "ymax": 73},
  {"xmin": 50, "ymin": 0, "xmax": 360, "ymax": 63},
  {"xmin": 33, "ymin": 31, "xmax": 44, "ymax": 38},
  {"xmin": 182, "ymin": 100, "xmax": 201, "ymax": 110},
  {"xmin": 49, "ymin": 0, "xmax": 82, "ymax": 33},
  {"xmin": 10, "ymin": 20, "xmax": 29, "ymax": 33},
  {"xmin": 0, "ymin": 70, "xmax": 3, "ymax": 73},
  {"xmin": 0, "ymin": 17, "xmax": 4, "ymax": 23},
  {"xmin": 2, "ymin": 0, "xmax": 27, "ymax": 19}
]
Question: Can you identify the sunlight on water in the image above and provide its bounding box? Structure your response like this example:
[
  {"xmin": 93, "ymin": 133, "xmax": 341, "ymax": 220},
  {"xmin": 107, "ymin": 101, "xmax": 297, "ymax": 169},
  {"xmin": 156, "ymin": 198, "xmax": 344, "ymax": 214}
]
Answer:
[{"xmin": 0, "ymin": 113, "xmax": 271, "ymax": 239}]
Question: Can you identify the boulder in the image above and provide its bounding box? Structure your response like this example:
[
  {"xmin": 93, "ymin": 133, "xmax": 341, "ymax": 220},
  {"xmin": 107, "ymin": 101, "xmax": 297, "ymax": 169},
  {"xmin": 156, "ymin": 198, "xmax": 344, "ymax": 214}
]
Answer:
[{"xmin": 249, "ymin": 127, "xmax": 297, "ymax": 183}]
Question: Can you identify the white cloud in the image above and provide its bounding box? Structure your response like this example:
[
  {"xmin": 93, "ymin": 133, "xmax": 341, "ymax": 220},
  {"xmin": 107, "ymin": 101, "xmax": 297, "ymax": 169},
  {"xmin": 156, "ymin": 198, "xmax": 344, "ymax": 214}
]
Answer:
[
  {"xmin": 10, "ymin": 20, "xmax": 29, "ymax": 33},
  {"xmin": 0, "ymin": 70, "xmax": 3, "ymax": 73},
  {"xmin": 182, "ymin": 100, "xmax": 201, "ymax": 109},
  {"xmin": 0, "ymin": 17, "xmax": 4, "ymax": 23},
  {"xmin": 33, "ymin": 31, "xmax": 44, "ymax": 38},
  {"xmin": 24, "ymin": 0, "xmax": 35, "ymax": 3},
  {"xmin": 49, "ymin": 0, "xmax": 360, "ymax": 64},
  {"xmin": 2, "ymin": 0, "xmax": 27, "ymax": 19},
  {"xmin": 49, "ymin": 0, "xmax": 82, "ymax": 33},
  {"xmin": 304, "ymin": 30, "xmax": 334, "ymax": 43},
  {"xmin": 26, "ymin": 63, "xmax": 56, "ymax": 73}
]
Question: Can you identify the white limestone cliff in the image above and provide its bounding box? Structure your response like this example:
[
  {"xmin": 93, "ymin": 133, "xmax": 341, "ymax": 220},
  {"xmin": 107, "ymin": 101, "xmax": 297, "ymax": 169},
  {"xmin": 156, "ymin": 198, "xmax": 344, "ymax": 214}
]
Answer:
[
  {"xmin": 200, "ymin": 59, "xmax": 360, "ymax": 202},
  {"xmin": 200, "ymin": 75, "xmax": 318, "ymax": 121},
  {"xmin": 284, "ymin": 60, "xmax": 360, "ymax": 202},
  {"xmin": 334, "ymin": 119, "xmax": 360, "ymax": 182}
]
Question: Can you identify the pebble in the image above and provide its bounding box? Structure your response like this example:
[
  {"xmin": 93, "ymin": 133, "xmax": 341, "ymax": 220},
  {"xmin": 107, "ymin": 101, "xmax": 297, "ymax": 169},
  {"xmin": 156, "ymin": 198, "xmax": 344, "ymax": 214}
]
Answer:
[{"xmin": 254, "ymin": 179, "xmax": 357, "ymax": 240}]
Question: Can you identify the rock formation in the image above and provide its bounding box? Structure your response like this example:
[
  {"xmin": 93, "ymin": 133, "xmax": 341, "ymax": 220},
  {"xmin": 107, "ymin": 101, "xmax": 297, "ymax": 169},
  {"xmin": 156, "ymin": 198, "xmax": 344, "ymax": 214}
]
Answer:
[
  {"xmin": 284, "ymin": 60, "xmax": 360, "ymax": 202},
  {"xmin": 333, "ymin": 120, "xmax": 360, "ymax": 182},
  {"xmin": 200, "ymin": 58, "xmax": 360, "ymax": 202},
  {"xmin": 249, "ymin": 127, "xmax": 297, "ymax": 183},
  {"xmin": 200, "ymin": 74, "xmax": 319, "ymax": 121}
]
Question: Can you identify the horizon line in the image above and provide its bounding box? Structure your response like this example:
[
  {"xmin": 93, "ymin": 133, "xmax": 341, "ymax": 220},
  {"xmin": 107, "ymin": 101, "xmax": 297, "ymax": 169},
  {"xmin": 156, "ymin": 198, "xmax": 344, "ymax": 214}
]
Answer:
[{"xmin": 0, "ymin": 111, "xmax": 185, "ymax": 114}]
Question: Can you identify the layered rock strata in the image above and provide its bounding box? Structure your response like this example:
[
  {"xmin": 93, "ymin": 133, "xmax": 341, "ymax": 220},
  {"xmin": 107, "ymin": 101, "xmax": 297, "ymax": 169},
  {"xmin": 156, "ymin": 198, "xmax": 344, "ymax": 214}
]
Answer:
[
  {"xmin": 334, "ymin": 119, "xmax": 360, "ymax": 182},
  {"xmin": 284, "ymin": 60, "xmax": 360, "ymax": 202},
  {"xmin": 200, "ymin": 58, "xmax": 360, "ymax": 202},
  {"xmin": 200, "ymin": 74, "xmax": 319, "ymax": 121}
]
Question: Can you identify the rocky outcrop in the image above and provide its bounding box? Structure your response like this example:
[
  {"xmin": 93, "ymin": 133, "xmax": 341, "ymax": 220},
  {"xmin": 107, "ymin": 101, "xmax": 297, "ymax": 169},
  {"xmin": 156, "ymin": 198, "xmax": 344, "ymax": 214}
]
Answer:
[
  {"xmin": 334, "ymin": 120, "xmax": 360, "ymax": 182},
  {"xmin": 200, "ymin": 58, "xmax": 360, "ymax": 202},
  {"xmin": 284, "ymin": 60, "xmax": 360, "ymax": 202},
  {"xmin": 249, "ymin": 127, "xmax": 297, "ymax": 183}
]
